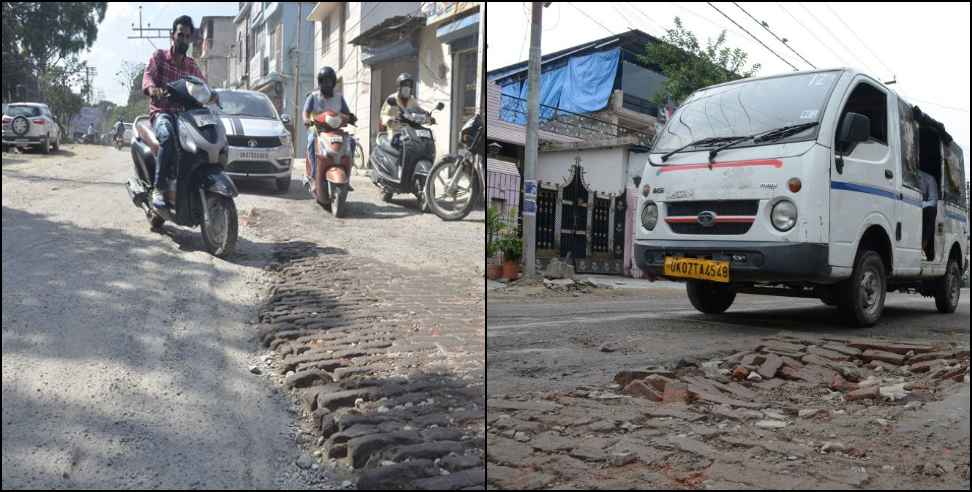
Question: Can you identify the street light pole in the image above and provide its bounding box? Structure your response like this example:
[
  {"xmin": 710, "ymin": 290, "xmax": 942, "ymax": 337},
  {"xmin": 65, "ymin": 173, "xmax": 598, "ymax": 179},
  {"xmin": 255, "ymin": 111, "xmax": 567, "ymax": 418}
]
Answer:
[{"xmin": 522, "ymin": 2, "xmax": 543, "ymax": 278}]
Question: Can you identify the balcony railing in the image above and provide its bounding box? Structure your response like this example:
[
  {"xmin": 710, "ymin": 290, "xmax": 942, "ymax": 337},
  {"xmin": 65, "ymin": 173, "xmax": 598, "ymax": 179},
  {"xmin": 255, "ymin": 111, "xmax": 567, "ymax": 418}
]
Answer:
[{"xmin": 500, "ymin": 94, "xmax": 654, "ymax": 146}]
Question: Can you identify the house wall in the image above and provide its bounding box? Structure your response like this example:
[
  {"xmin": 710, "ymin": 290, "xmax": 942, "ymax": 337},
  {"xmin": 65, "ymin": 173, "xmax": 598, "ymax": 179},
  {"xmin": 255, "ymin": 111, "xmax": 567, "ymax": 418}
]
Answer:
[
  {"xmin": 537, "ymin": 147, "xmax": 629, "ymax": 193},
  {"xmin": 416, "ymin": 24, "xmax": 453, "ymax": 159}
]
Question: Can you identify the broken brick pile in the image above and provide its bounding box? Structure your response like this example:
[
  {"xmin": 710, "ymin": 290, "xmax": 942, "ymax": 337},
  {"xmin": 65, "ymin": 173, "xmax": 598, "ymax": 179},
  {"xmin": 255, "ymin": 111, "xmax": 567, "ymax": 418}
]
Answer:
[{"xmin": 617, "ymin": 335, "xmax": 970, "ymax": 407}]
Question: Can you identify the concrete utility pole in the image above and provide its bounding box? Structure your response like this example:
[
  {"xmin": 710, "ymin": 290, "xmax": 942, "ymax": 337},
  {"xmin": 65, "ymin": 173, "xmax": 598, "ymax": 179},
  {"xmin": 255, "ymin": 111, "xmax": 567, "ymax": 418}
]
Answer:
[
  {"xmin": 475, "ymin": 2, "xmax": 485, "ymax": 115},
  {"xmin": 522, "ymin": 2, "xmax": 544, "ymax": 278},
  {"xmin": 295, "ymin": 2, "xmax": 303, "ymax": 155}
]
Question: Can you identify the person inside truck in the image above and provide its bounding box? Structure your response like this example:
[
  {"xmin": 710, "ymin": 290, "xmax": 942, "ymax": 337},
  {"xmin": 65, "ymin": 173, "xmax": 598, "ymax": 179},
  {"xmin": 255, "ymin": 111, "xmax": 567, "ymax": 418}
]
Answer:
[{"xmin": 919, "ymin": 169, "xmax": 939, "ymax": 260}]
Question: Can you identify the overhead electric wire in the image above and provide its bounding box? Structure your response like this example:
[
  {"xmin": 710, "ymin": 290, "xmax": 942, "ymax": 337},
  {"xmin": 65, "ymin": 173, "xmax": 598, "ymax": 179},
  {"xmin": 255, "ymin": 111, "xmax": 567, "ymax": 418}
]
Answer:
[
  {"xmin": 796, "ymin": 2, "xmax": 880, "ymax": 75},
  {"xmin": 776, "ymin": 2, "xmax": 852, "ymax": 68},
  {"xmin": 822, "ymin": 2, "xmax": 894, "ymax": 77},
  {"xmin": 707, "ymin": 2, "xmax": 799, "ymax": 71},
  {"xmin": 732, "ymin": 2, "xmax": 816, "ymax": 69}
]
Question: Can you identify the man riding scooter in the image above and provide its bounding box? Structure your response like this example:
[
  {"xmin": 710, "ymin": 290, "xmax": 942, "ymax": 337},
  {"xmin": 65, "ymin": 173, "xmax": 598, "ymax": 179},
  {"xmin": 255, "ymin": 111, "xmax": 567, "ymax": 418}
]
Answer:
[
  {"xmin": 303, "ymin": 66, "xmax": 356, "ymax": 194},
  {"xmin": 141, "ymin": 15, "xmax": 217, "ymax": 209},
  {"xmin": 380, "ymin": 73, "xmax": 426, "ymax": 151}
]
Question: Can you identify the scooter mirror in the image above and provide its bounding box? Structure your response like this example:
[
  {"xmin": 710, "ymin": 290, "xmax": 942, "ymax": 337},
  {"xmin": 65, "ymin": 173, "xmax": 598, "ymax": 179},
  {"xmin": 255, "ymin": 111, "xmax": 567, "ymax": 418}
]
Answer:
[
  {"xmin": 435, "ymin": 102, "xmax": 445, "ymax": 111},
  {"xmin": 386, "ymin": 96, "xmax": 398, "ymax": 107}
]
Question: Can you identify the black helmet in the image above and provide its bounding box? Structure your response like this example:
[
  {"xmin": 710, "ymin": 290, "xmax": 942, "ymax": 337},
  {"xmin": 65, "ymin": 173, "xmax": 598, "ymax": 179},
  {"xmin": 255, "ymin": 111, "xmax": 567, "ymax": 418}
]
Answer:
[{"xmin": 317, "ymin": 67, "xmax": 337, "ymax": 96}]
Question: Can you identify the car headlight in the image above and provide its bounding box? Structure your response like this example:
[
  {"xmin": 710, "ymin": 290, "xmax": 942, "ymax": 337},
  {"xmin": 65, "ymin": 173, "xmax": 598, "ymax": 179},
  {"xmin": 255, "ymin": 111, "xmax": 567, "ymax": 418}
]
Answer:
[
  {"xmin": 279, "ymin": 132, "xmax": 291, "ymax": 147},
  {"xmin": 771, "ymin": 200, "xmax": 798, "ymax": 232},
  {"xmin": 642, "ymin": 201, "xmax": 659, "ymax": 231}
]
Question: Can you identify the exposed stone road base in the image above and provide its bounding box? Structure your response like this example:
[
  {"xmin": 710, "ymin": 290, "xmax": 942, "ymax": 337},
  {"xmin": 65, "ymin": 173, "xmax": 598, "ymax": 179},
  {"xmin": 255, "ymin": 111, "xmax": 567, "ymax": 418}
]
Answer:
[
  {"xmin": 487, "ymin": 334, "xmax": 970, "ymax": 490},
  {"xmin": 256, "ymin": 242, "xmax": 485, "ymax": 490}
]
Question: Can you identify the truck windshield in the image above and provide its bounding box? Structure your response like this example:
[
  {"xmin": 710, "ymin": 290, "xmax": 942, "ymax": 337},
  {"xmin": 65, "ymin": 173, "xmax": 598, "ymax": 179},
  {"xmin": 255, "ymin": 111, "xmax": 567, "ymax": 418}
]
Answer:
[{"xmin": 652, "ymin": 70, "xmax": 841, "ymax": 156}]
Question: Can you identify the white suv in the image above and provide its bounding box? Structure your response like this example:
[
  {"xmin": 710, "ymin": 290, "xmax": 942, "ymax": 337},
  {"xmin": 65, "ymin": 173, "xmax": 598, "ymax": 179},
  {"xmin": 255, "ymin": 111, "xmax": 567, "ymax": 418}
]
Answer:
[{"xmin": 2, "ymin": 103, "xmax": 61, "ymax": 154}]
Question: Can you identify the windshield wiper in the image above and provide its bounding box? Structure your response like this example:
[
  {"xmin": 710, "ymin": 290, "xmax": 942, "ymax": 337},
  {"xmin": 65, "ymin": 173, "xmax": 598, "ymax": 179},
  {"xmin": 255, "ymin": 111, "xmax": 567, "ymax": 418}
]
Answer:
[
  {"xmin": 707, "ymin": 122, "xmax": 820, "ymax": 162},
  {"xmin": 660, "ymin": 136, "xmax": 746, "ymax": 162}
]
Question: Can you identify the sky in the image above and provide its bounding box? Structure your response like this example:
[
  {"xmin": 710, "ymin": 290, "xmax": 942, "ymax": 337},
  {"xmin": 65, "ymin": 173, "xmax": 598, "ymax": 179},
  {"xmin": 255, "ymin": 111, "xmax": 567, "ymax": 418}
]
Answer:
[
  {"xmin": 486, "ymin": 2, "xmax": 972, "ymax": 180},
  {"xmin": 80, "ymin": 2, "xmax": 238, "ymax": 105}
]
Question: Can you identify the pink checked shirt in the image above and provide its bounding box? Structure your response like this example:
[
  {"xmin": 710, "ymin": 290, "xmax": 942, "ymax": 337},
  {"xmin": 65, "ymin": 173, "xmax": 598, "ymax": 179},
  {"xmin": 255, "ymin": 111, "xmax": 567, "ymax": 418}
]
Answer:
[{"xmin": 142, "ymin": 48, "xmax": 206, "ymax": 123}]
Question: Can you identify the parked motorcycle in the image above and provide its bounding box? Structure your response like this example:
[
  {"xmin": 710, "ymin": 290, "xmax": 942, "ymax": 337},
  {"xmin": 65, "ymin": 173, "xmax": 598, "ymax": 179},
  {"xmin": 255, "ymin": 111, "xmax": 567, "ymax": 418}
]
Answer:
[
  {"xmin": 369, "ymin": 99, "xmax": 445, "ymax": 211},
  {"xmin": 425, "ymin": 113, "xmax": 484, "ymax": 221},
  {"xmin": 113, "ymin": 133, "xmax": 125, "ymax": 150},
  {"xmin": 126, "ymin": 75, "xmax": 239, "ymax": 258},
  {"xmin": 304, "ymin": 110, "xmax": 355, "ymax": 218}
]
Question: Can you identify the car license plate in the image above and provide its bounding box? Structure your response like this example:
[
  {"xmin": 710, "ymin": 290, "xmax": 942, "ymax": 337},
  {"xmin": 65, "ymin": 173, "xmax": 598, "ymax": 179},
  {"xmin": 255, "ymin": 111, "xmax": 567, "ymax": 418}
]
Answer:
[
  {"xmin": 327, "ymin": 136, "xmax": 344, "ymax": 144},
  {"xmin": 416, "ymin": 129, "xmax": 432, "ymax": 138},
  {"xmin": 664, "ymin": 257, "xmax": 730, "ymax": 283},
  {"xmin": 240, "ymin": 151, "xmax": 268, "ymax": 160}
]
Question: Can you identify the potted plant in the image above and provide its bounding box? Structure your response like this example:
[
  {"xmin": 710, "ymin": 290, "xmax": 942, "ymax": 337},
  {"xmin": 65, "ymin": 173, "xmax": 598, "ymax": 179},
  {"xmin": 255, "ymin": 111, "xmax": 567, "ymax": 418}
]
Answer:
[{"xmin": 498, "ymin": 235, "xmax": 523, "ymax": 280}]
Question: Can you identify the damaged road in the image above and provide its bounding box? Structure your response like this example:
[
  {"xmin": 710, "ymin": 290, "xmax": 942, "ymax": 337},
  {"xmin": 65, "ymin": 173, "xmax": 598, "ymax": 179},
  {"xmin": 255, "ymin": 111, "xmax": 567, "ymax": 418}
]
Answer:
[{"xmin": 487, "ymin": 284, "xmax": 970, "ymax": 490}]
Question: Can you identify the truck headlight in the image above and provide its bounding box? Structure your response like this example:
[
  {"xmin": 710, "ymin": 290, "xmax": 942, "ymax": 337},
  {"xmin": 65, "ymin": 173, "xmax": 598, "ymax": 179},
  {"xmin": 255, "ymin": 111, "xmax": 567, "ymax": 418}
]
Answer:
[
  {"xmin": 642, "ymin": 202, "xmax": 659, "ymax": 231},
  {"xmin": 771, "ymin": 200, "xmax": 798, "ymax": 232}
]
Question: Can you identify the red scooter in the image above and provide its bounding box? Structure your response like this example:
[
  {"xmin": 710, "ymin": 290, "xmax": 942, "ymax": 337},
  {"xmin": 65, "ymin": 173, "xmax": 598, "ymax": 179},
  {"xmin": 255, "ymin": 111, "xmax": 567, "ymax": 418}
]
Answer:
[{"xmin": 304, "ymin": 111, "xmax": 354, "ymax": 217}]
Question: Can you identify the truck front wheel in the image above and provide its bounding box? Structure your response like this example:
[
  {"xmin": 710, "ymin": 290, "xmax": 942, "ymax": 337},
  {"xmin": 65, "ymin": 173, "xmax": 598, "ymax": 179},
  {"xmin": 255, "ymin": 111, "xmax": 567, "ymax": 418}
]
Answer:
[
  {"xmin": 687, "ymin": 280, "xmax": 737, "ymax": 314},
  {"xmin": 838, "ymin": 250, "xmax": 887, "ymax": 327}
]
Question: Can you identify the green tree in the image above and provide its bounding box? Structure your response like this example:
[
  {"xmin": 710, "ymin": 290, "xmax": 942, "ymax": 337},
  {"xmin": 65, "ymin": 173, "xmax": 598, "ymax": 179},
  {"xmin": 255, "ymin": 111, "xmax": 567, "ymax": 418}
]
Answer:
[
  {"xmin": 2, "ymin": 2, "xmax": 107, "ymax": 101},
  {"xmin": 639, "ymin": 17, "xmax": 761, "ymax": 106}
]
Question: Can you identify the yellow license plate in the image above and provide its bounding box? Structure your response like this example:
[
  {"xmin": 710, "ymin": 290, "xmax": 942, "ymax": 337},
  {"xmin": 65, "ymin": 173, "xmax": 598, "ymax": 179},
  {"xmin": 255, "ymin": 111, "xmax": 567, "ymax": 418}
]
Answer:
[{"xmin": 664, "ymin": 257, "xmax": 731, "ymax": 283}]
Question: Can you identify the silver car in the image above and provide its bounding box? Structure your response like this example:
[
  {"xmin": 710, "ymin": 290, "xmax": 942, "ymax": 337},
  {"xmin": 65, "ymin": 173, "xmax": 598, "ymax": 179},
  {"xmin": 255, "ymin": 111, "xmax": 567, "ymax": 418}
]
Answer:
[
  {"xmin": 212, "ymin": 89, "xmax": 293, "ymax": 193},
  {"xmin": 2, "ymin": 102, "xmax": 61, "ymax": 154}
]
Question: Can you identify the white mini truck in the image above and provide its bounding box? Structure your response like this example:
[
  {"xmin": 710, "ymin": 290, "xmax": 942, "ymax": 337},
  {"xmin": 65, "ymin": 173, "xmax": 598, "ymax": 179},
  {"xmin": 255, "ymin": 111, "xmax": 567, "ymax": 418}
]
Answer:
[{"xmin": 634, "ymin": 68, "xmax": 969, "ymax": 327}]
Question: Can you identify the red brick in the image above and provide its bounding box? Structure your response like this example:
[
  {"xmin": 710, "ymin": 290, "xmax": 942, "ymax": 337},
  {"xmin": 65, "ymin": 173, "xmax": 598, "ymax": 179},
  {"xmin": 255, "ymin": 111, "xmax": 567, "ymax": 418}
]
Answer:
[
  {"xmin": 908, "ymin": 352, "xmax": 958, "ymax": 364},
  {"xmin": 821, "ymin": 342, "xmax": 863, "ymax": 358},
  {"xmin": 806, "ymin": 346, "xmax": 852, "ymax": 362},
  {"xmin": 663, "ymin": 382, "xmax": 690, "ymax": 404},
  {"xmin": 778, "ymin": 366, "xmax": 802, "ymax": 381},
  {"xmin": 614, "ymin": 371, "xmax": 650, "ymax": 387},
  {"xmin": 644, "ymin": 375, "xmax": 674, "ymax": 393},
  {"xmin": 848, "ymin": 340, "xmax": 936, "ymax": 355},
  {"xmin": 860, "ymin": 350, "xmax": 906, "ymax": 365},
  {"xmin": 733, "ymin": 366, "xmax": 751, "ymax": 380},
  {"xmin": 623, "ymin": 381, "xmax": 663, "ymax": 401},
  {"xmin": 846, "ymin": 386, "xmax": 880, "ymax": 401},
  {"xmin": 909, "ymin": 360, "xmax": 946, "ymax": 373},
  {"xmin": 830, "ymin": 374, "xmax": 849, "ymax": 391}
]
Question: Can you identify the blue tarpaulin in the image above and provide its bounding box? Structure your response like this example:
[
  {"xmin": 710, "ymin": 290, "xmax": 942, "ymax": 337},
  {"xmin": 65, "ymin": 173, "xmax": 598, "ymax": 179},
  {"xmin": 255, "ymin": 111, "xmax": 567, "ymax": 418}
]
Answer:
[{"xmin": 497, "ymin": 47, "xmax": 620, "ymax": 125}]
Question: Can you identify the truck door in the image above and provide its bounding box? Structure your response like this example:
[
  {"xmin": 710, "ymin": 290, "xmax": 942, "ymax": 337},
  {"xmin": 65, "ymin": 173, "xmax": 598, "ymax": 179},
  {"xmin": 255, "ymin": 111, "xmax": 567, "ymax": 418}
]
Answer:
[
  {"xmin": 830, "ymin": 79, "xmax": 894, "ymax": 269},
  {"xmin": 894, "ymin": 98, "xmax": 922, "ymax": 275}
]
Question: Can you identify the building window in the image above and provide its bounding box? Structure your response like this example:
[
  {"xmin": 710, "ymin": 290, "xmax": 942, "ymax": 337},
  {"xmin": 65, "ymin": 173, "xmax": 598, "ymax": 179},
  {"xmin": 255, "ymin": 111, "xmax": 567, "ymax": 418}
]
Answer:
[{"xmin": 322, "ymin": 15, "xmax": 331, "ymax": 54}]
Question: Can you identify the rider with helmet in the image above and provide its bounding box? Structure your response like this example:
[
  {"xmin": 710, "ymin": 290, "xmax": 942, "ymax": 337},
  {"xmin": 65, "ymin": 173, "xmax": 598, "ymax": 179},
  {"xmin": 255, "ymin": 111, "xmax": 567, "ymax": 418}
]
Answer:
[
  {"xmin": 303, "ymin": 66, "xmax": 356, "ymax": 192},
  {"xmin": 380, "ymin": 73, "xmax": 427, "ymax": 149}
]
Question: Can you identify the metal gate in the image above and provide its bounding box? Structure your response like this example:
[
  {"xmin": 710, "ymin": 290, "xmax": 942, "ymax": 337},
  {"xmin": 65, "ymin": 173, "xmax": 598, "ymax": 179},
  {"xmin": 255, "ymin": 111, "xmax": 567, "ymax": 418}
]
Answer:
[{"xmin": 533, "ymin": 159, "xmax": 627, "ymax": 275}]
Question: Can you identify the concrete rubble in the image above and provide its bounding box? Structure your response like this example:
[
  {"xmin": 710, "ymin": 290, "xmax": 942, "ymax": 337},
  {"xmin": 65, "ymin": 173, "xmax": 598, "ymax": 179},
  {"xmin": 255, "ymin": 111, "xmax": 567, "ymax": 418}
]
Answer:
[{"xmin": 487, "ymin": 333, "xmax": 970, "ymax": 490}]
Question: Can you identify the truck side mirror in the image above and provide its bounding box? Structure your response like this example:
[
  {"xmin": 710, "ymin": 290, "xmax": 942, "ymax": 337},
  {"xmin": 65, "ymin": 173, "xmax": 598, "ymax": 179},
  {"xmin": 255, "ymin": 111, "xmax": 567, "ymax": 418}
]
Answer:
[
  {"xmin": 837, "ymin": 112, "xmax": 870, "ymax": 155},
  {"xmin": 632, "ymin": 176, "xmax": 642, "ymax": 189}
]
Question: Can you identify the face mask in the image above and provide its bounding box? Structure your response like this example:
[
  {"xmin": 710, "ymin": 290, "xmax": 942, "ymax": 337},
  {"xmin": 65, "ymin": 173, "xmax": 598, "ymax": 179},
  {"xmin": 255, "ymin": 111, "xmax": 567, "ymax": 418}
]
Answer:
[
  {"xmin": 400, "ymin": 87, "xmax": 412, "ymax": 99},
  {"xmin": 175, "ymin": 40, "xmax": 189, "ymax": 56}
]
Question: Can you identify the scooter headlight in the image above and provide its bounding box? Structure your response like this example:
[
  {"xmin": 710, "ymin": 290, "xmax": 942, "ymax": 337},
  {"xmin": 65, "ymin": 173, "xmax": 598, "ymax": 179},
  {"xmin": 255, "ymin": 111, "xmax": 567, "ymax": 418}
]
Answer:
[
  {"xmin": 642, "ymin": 201, "xmax": 659, "ymax": 231},
  {"xmin": 187, "ymin": 79, "xmax": 212, "ymax": 106},
  {"xmin": 771, "ymin": 200, "xmax": 798, "ymax": 232}
]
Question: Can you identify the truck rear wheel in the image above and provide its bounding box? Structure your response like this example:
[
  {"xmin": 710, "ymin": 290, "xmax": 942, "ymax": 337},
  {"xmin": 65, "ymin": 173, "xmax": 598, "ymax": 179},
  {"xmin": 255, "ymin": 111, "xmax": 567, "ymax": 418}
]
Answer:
[
  {"xmin": 934, "ymin": 257, "xmax": 962, "ymax": 314},
  {"xmin": 687, "ymin": 280, "xmax": 736, "ymax": 314},
  {"xmin": 838, "ymin": 250, "xmax": 887, "ymax": 327}
]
